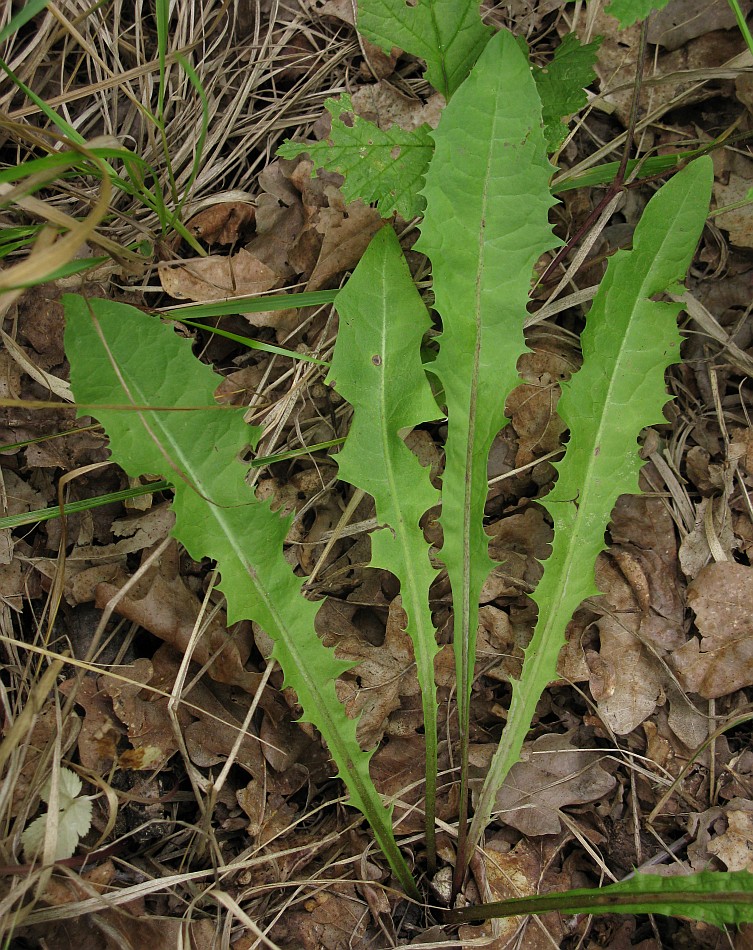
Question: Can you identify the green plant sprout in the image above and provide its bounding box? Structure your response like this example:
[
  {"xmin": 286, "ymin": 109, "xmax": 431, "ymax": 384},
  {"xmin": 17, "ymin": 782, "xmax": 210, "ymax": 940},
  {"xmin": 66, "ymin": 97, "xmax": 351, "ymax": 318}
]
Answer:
[{"xmin": 58, "ymin": 0, "xmax": 753, "ymax": 931}]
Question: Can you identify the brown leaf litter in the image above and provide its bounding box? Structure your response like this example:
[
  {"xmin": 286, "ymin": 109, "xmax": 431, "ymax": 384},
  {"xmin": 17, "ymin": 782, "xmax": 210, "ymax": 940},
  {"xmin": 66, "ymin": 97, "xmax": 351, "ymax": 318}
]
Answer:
[{"xmin": 3, "ymin": 0, "xmax": 753, "ymax": 945}]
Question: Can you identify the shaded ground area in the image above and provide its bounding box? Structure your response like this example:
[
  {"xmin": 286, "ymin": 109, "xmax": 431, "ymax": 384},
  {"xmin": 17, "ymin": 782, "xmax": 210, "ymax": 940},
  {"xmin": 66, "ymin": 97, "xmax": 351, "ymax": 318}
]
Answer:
[{"xmin": 1, "ymin": 0, "xmax": 753, "ymax": 947}]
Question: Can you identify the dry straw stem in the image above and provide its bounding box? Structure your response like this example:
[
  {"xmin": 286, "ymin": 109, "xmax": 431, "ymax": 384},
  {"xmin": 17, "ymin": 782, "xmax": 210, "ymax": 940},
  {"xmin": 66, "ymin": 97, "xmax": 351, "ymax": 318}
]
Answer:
[{"xmin": 1, "ymin": 0, "xmax": 357, "ymax": 251}]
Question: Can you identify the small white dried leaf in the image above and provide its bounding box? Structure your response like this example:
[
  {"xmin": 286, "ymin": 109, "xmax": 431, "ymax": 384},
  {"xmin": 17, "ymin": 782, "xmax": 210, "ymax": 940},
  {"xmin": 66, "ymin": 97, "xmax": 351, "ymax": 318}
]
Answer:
[
  {"xmin": 22, "ymin": 767, "xmax": 93, "ymax": 861},
  {"xmin": 39, "ymin": 765, "xmax": 82, "ymax": 806}
]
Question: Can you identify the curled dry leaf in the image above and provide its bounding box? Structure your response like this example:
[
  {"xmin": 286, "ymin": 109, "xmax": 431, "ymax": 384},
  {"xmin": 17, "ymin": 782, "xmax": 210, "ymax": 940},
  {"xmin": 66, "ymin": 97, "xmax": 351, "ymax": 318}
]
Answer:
[
  {"xmin": 673, "ymin": 561, "xmax": 753, "ymax": 698},
  {"xmin": 64, "ymin": 504, "xmax": 176, "ymax": 603},
  {"xmin": 491, "ymin": 732, "xmax": 616, "ymax": 836},
  {"xmin": 185, "ymin": 202, "xmax": 256, "ymax": 246},
  {"xmin": 370, "ymin": 735, "xmax": 456, "ymax": 834},
  {"xmin": 236, "ymin": 779, "xmax": 299, "ymax": 846},
  {"xmin": 158, "ymin": 248, "xmax": 281, "ymax": 301},
  {"xmin": 60, "ymin": 675, "xmax": 124, "ymax": 774},
  {"xmin": 307, "ymin": 201, "xmax": 384, "ymax": 291},
  {"xmin": 647, "ymin": 0, "xmax": 747, "ymax": 50},
  {"xmin": 333, "ymin": 598, "xmax": 419, "ymax": 749},
  {"xmin": 106, "ymin": 657, "xmax": 180, "ymax": 771},
  {"xmin": 587, "ymin": 496, "xmax": 687, "ymax": 736},
  {"xmin": 94, "ymin": 539, "xmax": 261, "ymax": 694},
  {"xmin": 459, "ymin": 837, "xmax": 570, "ymax": 950},
  {"xmin": 482, "ymin": 505, "xmax": 552, "ymax": 603}
]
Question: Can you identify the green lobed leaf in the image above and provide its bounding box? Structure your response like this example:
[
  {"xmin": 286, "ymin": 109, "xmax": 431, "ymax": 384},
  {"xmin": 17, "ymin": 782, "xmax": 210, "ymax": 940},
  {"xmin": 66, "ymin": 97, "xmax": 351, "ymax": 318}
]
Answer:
[
  {"xmin": 605, "ymin": 0, "xmax": 672, "ymax": 26},
  {"xmin": 533, "ymin": 33, "xmax": 601, "ymax": 153},
  {"xmin": 415, "ymin": 28, "xmax": 560, "ymax": 851},
  {"xmin": 63, "ymin": 296, "xmax": 419, "ymax": 899},
  {"xmin": 328, "ymin": 225, "xmax": 441, "ymax": 861},
  {"xmin": 445, "ymin": 870, "xmax": 753, "ymax": 928},
  {"xmin": 278, "ymin": 96, "xmax": 433, "ymax": 219},
  {"xmin": 357, "ymin": 0, "xmax": 491, "ymax": 99},
  {"xmin": 468, "ymin": 156, "xmax": 714, "ymax": 857},
  {"xmin": 277, "ymin": 36, "xmax": 604, "ymax": 221}
]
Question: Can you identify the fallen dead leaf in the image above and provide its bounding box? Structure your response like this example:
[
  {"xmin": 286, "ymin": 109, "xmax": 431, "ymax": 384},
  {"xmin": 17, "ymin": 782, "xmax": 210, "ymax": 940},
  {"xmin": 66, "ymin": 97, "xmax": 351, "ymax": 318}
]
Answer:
[
  {"xmin": 269, "ymin": 883, "xmax": 377, "ymax": 950},
  {"xmin": 586, "ymin": 495, "xmax": 687, "ymax": 735},
  {"xmin": 648, "ymin": 0, "xmax": 748, "ymax": 50},
  {"xmin": 578, "ymin": 10, "xmax": 744, "ymax": 124},
  {"xmin": 186, "ymin": 202, "xmax": 256, "ymax": 246},
  {"xmin": 459, "ymin": 836, "xmax": 570, "ymax": 949},
  {"xmin": 371, "ymin": 736, "xmax": 457, "ymax": 834},
  {"xmin": 688, "ymin": 799, "xmax": 753, "ymax": 875},
  {"xmin": 350, "ymin": 81, "xmax": 445, "ymax": 131},
  {"xmin": 332, "ymin": 598, "xmax": 418, "ymax": 749},
  {"xmin": 713, "ymin": 154, "xmax": 753, "ymax": 249},
  {"xmin": 307, "ymin": 200, "xmax": 383, "ymax": 291},
  {"xmin": 708, "ymin": 804, "xmax": 753, "ymax": 871},
  {"xmin": 158, "ymin": 248, "xmax": 281, "ymax": 300},
  {"xmin": 490, "ymin": 732, "xmax": 616, "ymax": 836},
  {"xmin": 483, "ymin": 505, "xmax": 552, "ymax": 603},
  {"xmin": 672, "ymin": 561, "xmax": 753, "ymax": 698},
  {"xmin": 94, "ymin": 539, "xmax": 262, "ymax": 694},
  {"xmin": 60, "ymin": 674, "xmax": 124, "ymax": 774},
  {"xmin": 106, "ymin": 657, "xmax": 180, "ymax": 771},
  {"xmin": 9, "ymin": 700, "xmax": 80, "ymax": 818}
]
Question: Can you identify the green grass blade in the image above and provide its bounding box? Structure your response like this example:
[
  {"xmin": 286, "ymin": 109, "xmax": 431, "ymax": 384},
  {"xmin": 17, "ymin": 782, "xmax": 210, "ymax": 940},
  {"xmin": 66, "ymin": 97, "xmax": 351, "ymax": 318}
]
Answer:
[
  {"xmin": 551, "ymin": 150, "xmax": 710, "ymax": 193},
  {"xmin": 444, "ymin": 869, "xmax": 753, "ymax": 928},
  {"xmin": 0, "ymin": 481, "xmax": 170, "ymax": 530},
  {"xmin": 468, "ymin": 157, "xmax": 714, "ymax": 860},
  {"xmin": 164, "ymin": 289, "xmax": 339, "ymax": 320},
  {"xmin": 0, "ymin": 58, "xmax": 85, "ymax": 145},
  {"xmin": 0, "ymin": 0, "xmax": 50, "ymax": 45},
  {"xmin": 329, "ymin": 226, "xmax": 441, "ymax": 869},
  {"xmin": 0, "ymin": 440, "xmax": 344, "ymax": 529},
  {"xmin": 155, "ymin": 0, "xmax": 170, "ymax": 123},
  {"xmin": 415, "ymin": 29, "xmax": 559, "ymax": 869},
  {"xmin": 172, "ymin": 53, "xmax": 209, "ymax": 219},
  {"xmin": 357, "ymin": 0, "xmax": 491, "ymax": 98},
  {"xmin": 177, "ymin": 318, "xmax": 328, "ymax": 366},
  {"xmin": 63, "ymin": 296, "xmax": 420, "ymax": 900}
]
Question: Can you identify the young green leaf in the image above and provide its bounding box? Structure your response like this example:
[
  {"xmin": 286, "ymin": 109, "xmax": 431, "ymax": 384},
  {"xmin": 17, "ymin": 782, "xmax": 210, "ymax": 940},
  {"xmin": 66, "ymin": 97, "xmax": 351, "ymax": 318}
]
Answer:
[
  {"xmin": 21, "ymin": 767, "xmax": 93, "ymax": 862},
  {"xmin": 357, "ymin": 0, "xmax": 491, "ymax": 99},
  {"xmin": 277, "ymin": 38, "xmax": 603, "ymax": 219},
  {"xmin": 415, "ymin": 27, "xmax": 560, "ymax": 865},
  {"xmin": 533, "ymin": 33, "xmax": 601, "ymax": 153},
  {"xmin": 329, "ymin": 225, "xmax": 441, "ymax": 865},
  {"xmin": 605, "ymin": 0, "xmax": 672, "ymax": 26},
  {"xmin": 63, "ymin": 296, "xmax": 420, "ymax": 900},
  {"xmin": 445, "ymin": 869, "xmax": 753, "ymax": 929},
  {"xmin": 468, "ymin": 156, "xmax": 714, "ymax": 860},
  {"xmin": 278, "ymin": 96, "xmax": 433, "ymax": 219}
]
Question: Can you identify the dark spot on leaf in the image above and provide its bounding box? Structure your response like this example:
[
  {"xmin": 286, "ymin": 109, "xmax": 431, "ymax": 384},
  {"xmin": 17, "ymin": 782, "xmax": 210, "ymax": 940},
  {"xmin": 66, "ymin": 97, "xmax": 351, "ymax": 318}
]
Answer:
[{"xmin": 372, "ymin": 354, "xmax": 382, "ymax": 366}]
